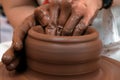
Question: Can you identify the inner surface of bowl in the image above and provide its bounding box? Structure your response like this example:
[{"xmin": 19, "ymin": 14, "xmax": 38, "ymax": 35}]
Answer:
[{"xmin": 28, "ymin": 26, "xmax": 99, "ymax": 43}]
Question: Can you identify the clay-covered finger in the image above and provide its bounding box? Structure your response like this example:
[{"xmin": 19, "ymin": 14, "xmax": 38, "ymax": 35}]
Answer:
[
  {"xmin": 45, "ymin": 23, "xmax": 57, "ymax": 35},
  {"xmin": 33, "ymin": 25, "xmax": 45, "ymax": 34},
  {"xmin": 49, "ymin": 1, "xmax": 60, "ymax": 25},
  {"xmin": 6, "ymin": 58, "xmax": 19, "ymax": 71},
  {"xmin": 73, "ymin": 22, "xmax": 87, "ymax": 36},
  {"xmin": 57, "ymin": 0, "xmax": 72, "ymax": 36},
  {"xmin": 45, "ymin": 1, "xmax": 60, "ymax": 35},
  {"xmin": 62, "ymin": 13, "xmax": 82, "ymax": 36},
  {"xmin": 58, "ymin": 0, "xmax": 71, "ymax": 26},
  {"xmin": 13, "ymin": 14, "xmax": 35, "ymax": 51},
  {"xmin": 34, "ymin": 4, "xmax": 50, "ymax": 27},
  {"xmin": 82, "ymin": 10, "xmax": 98, "ymax": 27},
  {"xmin": 73, "ymin": 11, "xmax": 97, "ymax": 36},
  {"xmin": 2, "ymin": 46, "xmax": 15, "ymax": 65}
]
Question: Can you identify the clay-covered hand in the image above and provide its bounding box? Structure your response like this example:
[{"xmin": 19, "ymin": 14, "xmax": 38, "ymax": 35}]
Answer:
[
  {"xmin": 1, "ymin": 15, "xmax": 36, "ymax": 71},
  {"xmin": 62, "ymin": 0, "xmax": 103, "ymax": 36},
  {"xmin": 34, "ymin": 0, "xmax": 72, "ymax": 36},
  {"xmin": 35, "ymin": 0, "xmax": 102, "ymax": 36}
]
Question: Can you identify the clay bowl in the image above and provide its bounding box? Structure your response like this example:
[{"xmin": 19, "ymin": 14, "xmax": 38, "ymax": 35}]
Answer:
[{"xmin": 25, "ymin": 26, "xmax": 102, "ymax": 76}]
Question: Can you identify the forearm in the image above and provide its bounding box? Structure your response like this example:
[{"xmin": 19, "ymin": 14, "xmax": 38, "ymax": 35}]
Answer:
[
  {"xmin": 1, "ymin": 0, "xmax": 37, "ymax": 28},
  {"xmin": 112, "ymin": 0, "xmax": 120, "ymax": 6},
  {"xmin": 4, "ymin": 6, "xmax": 35, "ymax": 28}
]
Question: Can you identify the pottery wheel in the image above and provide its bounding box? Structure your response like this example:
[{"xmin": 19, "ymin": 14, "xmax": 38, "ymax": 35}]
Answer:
[{"xmin": 0, "ymin": 56, "xmax": 120, "ymax": 80}]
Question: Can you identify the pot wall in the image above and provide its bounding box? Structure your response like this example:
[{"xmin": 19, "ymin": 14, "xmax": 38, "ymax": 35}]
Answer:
[{"xmin": 25, "ymin": 27, "xmax": 102, "ymax": 75}]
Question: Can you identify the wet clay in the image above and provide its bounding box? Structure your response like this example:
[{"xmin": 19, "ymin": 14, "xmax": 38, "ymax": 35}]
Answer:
[
  {"xmin": 0, "ymin": 27, "xmax": 120, "ymax": 80},
  {"xmin": 25, "ymin": 27, "xmax": 102, "ymax": 76},
  {"xmin": 1, "ymin": 1, "xmax": 120, "ymax": 80},
  {"xmin": 34, "ymin": 1, "xmax": 87, "ymax": 36}
]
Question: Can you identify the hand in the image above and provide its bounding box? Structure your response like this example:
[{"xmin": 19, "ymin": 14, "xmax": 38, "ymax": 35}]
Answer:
[
  {"xmin": 1, "ymin": 14, "xmax": 36, "ymax": 71},
  {"xmin": 2, "ymin": 0, "xmax": 102, "ymax": 71},
  {"xmin": 2, "ymin": 1, "xmax": 71, "ymax": 71},
  {"xmin": 35, "ymin": 0, "xmax": 102, "ymax": 36},
  {"xmin": 1, "ymin": 1, "xmax": 58, "ymax": 71},
  {"xmin": 62, "ymin": 0, "xmax": 103, "ymax": 36},
  {"xmin": 34, "ymin": 0, "xmax": 72, "ymax": 36},
  {"xmin": 1, "ymin": 2, "xmax": 53, "ymax": 71}
]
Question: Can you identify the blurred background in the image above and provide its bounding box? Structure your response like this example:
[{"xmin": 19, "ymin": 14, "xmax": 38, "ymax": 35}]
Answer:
[
  {"xmin": 0, "ymin": 0, "xmax": 13, "ymax": 43},
  {"xmin": 92, "ymin": 6, "xmax": 120, "ymax": 61},
  {"xmin": 0, "ymin": 0, "xmax": 13, "ymax": 59},
  {"xmin": 0, "ymin": 0, "xmax": 120, "ymax": 61}
]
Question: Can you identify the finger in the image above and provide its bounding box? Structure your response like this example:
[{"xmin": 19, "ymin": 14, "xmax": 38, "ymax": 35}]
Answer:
[
  {"xmin": 6, "ymin": 58, "xmax": 19, "ymax": 71},
  {"xmin": 2, "ymin": 46, "xmax": 15, "ymax": 65},
  {"xmin": 62, "ymin": 13, "xmax": 82, "ymax": 36},
  {"xmin": 58, "ymin": 0, "xmax": 71, "ymax": 26},
  {"xmin": 34, "ymin": 4, "xmax": 50, "ymax": 27},
  {"xmin": 81, "ymin": 11, "xmax": 97, "ymax": 27},
  {"xmin": 13, "ymin": 14, "xmax": 35, "ymax": 51},
  {"xmin": 73, "ymin": 11, "xmax": 97, "ymax": 36},
  {"xmin": 49, "ymin": 1, "xmax": 60, "ymax": 25},
  {"xmin": 57, "ymin": 0, "xmax": 72, "ymax": 36},
  {"xmin": 45, "ymin": 23, "xmax": 57, "ymax": 35},
  {"xmin": 73, "ymin": 22, "xmax": 86, "ymax": 36},
  {"xmin": 45, "ymin": 1, "xmax": 60, "ymax": 35},
  {"xmin": 33, "ymin": 25, "xmax": 45, "ymax": 34}
]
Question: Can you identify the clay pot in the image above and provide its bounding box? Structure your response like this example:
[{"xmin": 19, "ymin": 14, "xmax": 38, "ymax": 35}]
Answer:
[{"xmin": 25, "ymin": 26, "xmax": 102, "ymax": 76}]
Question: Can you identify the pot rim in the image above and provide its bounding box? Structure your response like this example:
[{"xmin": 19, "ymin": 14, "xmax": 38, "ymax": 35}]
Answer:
[{"xmin": 28, "ymin": 26, "xmax": 99, "ymax": 43}]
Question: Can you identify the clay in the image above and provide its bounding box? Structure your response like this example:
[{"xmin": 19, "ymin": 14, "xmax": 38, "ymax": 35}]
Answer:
[
  {"xmin": 73, "ymin": 23, "xmax": 87, "ymax": 36},
  {"xmin": 57, "ymin": 0, "xmax": 72, "ymax": 36},
  {"xmin": 1, "ymin": 1, "xmax": 91, "ymax": 72},
  {"xmin": 25, "ymin": 27, "xmax": 102, "ymax": 76},
  {"xmin": 0, "ymin": 27, "xmax": 120, "ymax": 80},
  {"xmin": 34, "ymin": 4, "xmax": 50, "ymax": 27},
  {"xmin": 1, "ymin": 1, "xmax": 120, "ymax": 80},
  {"xmin": 34, "ymin": 1, "xmax": 86, "ymax": 36}
]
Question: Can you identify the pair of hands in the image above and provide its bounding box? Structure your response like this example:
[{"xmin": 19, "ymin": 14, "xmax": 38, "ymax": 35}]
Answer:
[
  {"xmin": 35, "ymin": 0, "xmax": 102, "ymax": 36},
  {"xmin": 2, "ymin": 0, "xmax": 102, "ymax": 71}
]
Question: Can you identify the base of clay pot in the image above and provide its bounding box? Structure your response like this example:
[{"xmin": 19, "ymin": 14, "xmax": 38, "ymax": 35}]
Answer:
[
  {"xmin": 27, "ymin": 58, "xmax": 100, "ymax": 76},
  {"xmin": 0, "ymin": 56, "xmax": 120, "ymax": 80}
]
